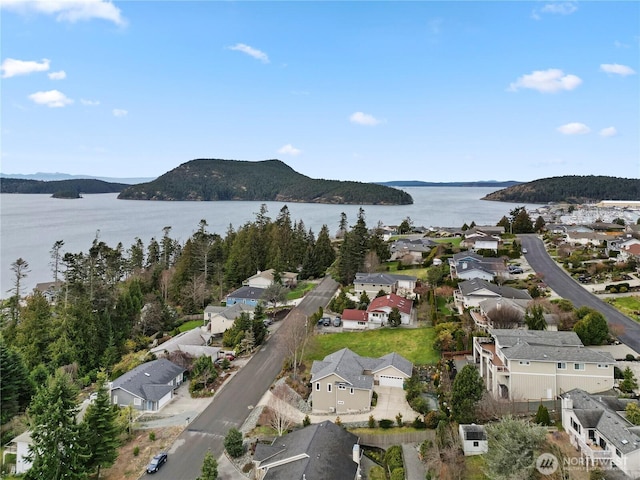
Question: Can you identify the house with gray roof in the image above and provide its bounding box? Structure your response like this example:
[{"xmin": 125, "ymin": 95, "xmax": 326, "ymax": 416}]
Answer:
[
  {"xmin": 449, "ymin": 251, "xmax": 507, "ymax": 282},
  {"xmin": 204, "ymin": 302, "xmax": 255, "ymax": 334},
  {"xmin": 253, "ymin": 420, "xmax": 361, "ymax": 480},
  {"xmin": 149, "ymin": 325, "xmax": 217, "ymax": 358},
  {"xmin": 310, "ymin": 348, "xmax": 413, "ymax": 414},
  {"xmin": 389, "ymin": 237, "xmax": 434, "ymax": 264},
  {"xmin": 474, "ymin": 330, "xmax": 615, "ymax": 400},
  {"xmin": 561, "ymin": 388, "xmax": 640, "ymax": 477},
  {"xmin": 225, "ymin": 285, "xmax": 265, "ymax": 307},
  {"xmin": 455, "ymin": 278, "xmax": 532, "ymax": 312},
  {"xmin": 109, "ymin": 359, "xmax": 186, "ymax": 412},
  {"xmin": 353, "ymin": 272, "xmax": 417, "ymax": 298}
]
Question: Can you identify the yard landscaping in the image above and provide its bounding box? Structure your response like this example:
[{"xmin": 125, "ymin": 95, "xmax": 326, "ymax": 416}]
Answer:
[
  {"xmin": 606, "ymin": 295, "xmax": 640, "ymax": 321},
  {"xmin": 287, "ymin": 281, "xmax": 316, "ymax": 301},
  {"xmin": 305, "ymin": 327, "xmax": 439, "ymax": 365}
]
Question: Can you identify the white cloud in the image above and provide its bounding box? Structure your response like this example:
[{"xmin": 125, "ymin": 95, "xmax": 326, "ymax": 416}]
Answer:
[
  {"xmin": 599, "ymin": 127, "xmax": 617, "ymax": 137},
  {"xmin": 28, "ymin": 89, "xmax": 73, "ymax": 107},
  {"xmin": 278, "ymin": 144, "xmax": 302, "ymax": 156},
  {"xmin": 532, "ymin": 2, "xmax": 578, "ymax": 19},
  {"xmin": 112, "ymin": 108, "xmax": 128, "ymax": 117},
  {"xmin": 80, "ymin": 99, "xmax": 100, "ymax": 106},
  {"xmin": 508, "ymin": 69, "xmax": 582, "ymax": 93},
  {"xmin": 557, "ymin": 122, "xmax": 590, "ymax": 135},
  {"xmin": 228, "ymin": 43, "xmax": 269, "ymax": 63},
  {"xmin": 349, "ymin": 111, "xmax": 380, "ymax": 126},
  {"xmin": 600, "ymin": 63, "xmax": 636, "ymax": 76},
  {"xmin": 1, "ymin": 58, "xmax": 50, "ymax": 78},
  {"xmin": 0, "ymin": 0, "xmax": 126, "ymax": 26},
  {"xmin": 48, "ymin": 70, "xmax": 66, "ymax": 80}
]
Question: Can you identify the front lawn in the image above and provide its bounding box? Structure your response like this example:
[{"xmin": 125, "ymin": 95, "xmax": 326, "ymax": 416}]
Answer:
[
  {"xmin": 465, "ymin": 455, "xmax": 489, "ymax": 480},
  {"xmin": 178, "ymin": 319, "xmax": 203, "ymax": 332},
  {"xmin": 287, "ymin": 281, "xmax": 316, "ymax": 301},
  {"xmin": 606, "ymin": 295, "xmax": 640, "ymax": 320},
  {"xmin": 305, "ymin": 327, "xmax": 439, "ymax": 365}
]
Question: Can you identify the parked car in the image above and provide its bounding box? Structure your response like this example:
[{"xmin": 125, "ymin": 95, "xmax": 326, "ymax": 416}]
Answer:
[
  {"xmin": 522, "ymin": 248, "xmax": 528, "ymax": 254},
  {"xmin": 322, "ymin": 317, "xmax": 331, "ymax": 327},
  {"xmin": 509, "ymin": 266, "xmax": 524, "ymax": 274},
  {"xmin": 146, "ymin": 452, "xmax": 168, "ymax": 473},
  {"xmin": 333, "ymin": 316, "xmax": 341, "ymax": 327}
]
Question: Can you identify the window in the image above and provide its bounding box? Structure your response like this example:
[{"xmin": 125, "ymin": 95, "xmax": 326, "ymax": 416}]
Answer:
[
  {"xmin": 557, "ymin": 362, "xmax": 566, "ymax": 370},
  {"xmin": 616, "ymin": 448, "xmax": 621, "ymax": 457},
  {"xmin": 337, "ymin": 400, "xmax": 344, "ymax": 405},
  {"xmin": 358, "ymin": 322, "xmax": 366, "ymax": 326},
  {"xmin": 473, "ymin": 441, "xmax": 479, "ymax": 447},
  {"xmin": 338, "ymin": 384, "xmax": 346, "ymax": 390},
  {"xmin": 571, "ymin": 418, "xmax": 582, "ymax": 434},
  {"xmin": 327, "ymin": 384, "xmax": 332, "ymax": 393},
  {"xmin": 597, "ymin": 364, "xmax": 609, "ymax": 369},
  {"xmin": 574, "ymin": 363, "xmax": 585, "ymax": 371},
  {"xmin": 519, "ymin": 361, "xmax": 530, "ymax": 366},
  {"xmin": 350, "ymin": 388, "xmax": 354, "ymax": 394},
  {"xmin": 315, "ymin": 383, "xmax": 320, "ymax": 391},
  {"xmin": 134, "ymin": 398, "xmax": 142, "ymax": 406}
]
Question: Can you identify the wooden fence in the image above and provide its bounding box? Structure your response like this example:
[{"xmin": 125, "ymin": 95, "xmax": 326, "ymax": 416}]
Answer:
[{"xmin": 356, "ymin": 430, "xmax": 434, "ymax": 448}]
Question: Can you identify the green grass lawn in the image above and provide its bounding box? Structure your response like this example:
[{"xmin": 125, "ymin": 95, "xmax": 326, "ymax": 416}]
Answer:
[
  {"xmin": 305, "ymin": 327, "xmax": 439, "ymax": 365},
  {"xmin": 178, "ymin": 319, "xmax": 203, "ymax": 332},
  {"xmin": 465, "ymin": 454, "xmax": 489, "ymax": 480},
  {"xmin": 287, "ymin": 281, "xmax": 316, "ymax": 300},
  {"xmin": 434, "ymin": 237, "xmax": 463, "ymax": 248},
  {"xmin": 436, "ymin": 296, "xmax": 455, "ymax": 315},
  {"xmin": 606, "ymin": 295, "xmax": 640, "ymax": 320}
]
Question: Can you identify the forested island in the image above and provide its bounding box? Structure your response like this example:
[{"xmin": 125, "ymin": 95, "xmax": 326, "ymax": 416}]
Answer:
[
  {"xmin": 0, "ymin": 178, "xmax": 128, "ymax": 194},
  {"xmin": 117, "ymin": 159, "xmax": 414, "ymax": 205},
  {"xmin": 482, "ymin": 175, "xmax": 640, "ymax": 203}
]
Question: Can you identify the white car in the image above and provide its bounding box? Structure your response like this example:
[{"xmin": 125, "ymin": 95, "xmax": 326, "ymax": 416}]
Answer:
[{"xmin": 522, "ymin": 248, "xmax": 528, "ymax": 254}]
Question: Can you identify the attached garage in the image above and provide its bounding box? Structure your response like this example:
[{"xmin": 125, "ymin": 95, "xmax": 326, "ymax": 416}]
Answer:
[{"xmin": 378, "ymin": 374, "xmax": 405, "ymax": 388}]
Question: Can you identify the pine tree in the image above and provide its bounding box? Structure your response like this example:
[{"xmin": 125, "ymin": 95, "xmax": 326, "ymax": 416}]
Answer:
[
  {"xmin": 26, "ymin": 370, "xmax": 90, "ymax": 480},
  {"xmin": 83, "ymin": 372, "xmax": 120, "ymax": 479},
  {"xmin": 197, "ymin": 452, "xmax": 218, "ymax": 480}
]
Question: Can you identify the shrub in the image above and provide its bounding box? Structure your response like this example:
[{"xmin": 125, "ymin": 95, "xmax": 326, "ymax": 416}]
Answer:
[
  {"xmin": 396, "ymin": 413, "xmax": 403, "ymax": 427},
  {"xmin": 384, "ymin": 445, "xmax": 404, "ymax": 471},
  {"xmin": 371, "ymin": 391, "xmax": 378, "ymax": 407},
  {"xmin": 149, "ymin": 431, "xmax": 156, "ymax": 441},
  {"xmin": 390, "ymin": 468, "xmax": 405, "ymax": 480},
  {"xmin": 626, "ymin": 354, "xmax": 636, "ymax": 362},
  {"xmin": 424, "ymin": 410, "xmax": 442, "ymax": 429},
  {"xmin": 368, "ymin": 415, "xmax": 376, "ymax": 429},
  {"xmin": 419, "ymin": 439, "xmax": 433, "ymax": 459},
  {"xmin": 224, "ymin": 428, "xmax": 244, "ymax": 458},
  {"xmin": 378, "ymin": 419, "xmax": 394, "ymax": 429},
  {"xmin": 133, "ymin": 446, "xmax": 140, "ymax": 457},
  {"xmin": 335, "ymin": 416, "xmax": 343, "ymax": 427},
  {"xmin": 303, "ymin": 415, "xmax": 311, "ymax": 427},
  {"xmin": 412, "ymin": 416, "xmax": 426, "ymax": 429}
]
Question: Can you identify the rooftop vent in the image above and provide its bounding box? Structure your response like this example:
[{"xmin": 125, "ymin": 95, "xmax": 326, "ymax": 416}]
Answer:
[{"xmin": 144, "ymin": 372, "xmax": 150, "ymax": 377}]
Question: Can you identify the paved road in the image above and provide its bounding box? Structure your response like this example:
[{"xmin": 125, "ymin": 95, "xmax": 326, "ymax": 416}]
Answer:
[
  {"xmin": 519, "ymin": 234, "xmax": 640, "ymax": 353},
  {"xmin": 149, "ymin": 276, "xmax": 339, "ymax": 480}
]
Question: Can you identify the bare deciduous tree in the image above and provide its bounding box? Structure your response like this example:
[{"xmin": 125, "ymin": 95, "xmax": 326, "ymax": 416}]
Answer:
[
  {"xmin": 267, "ymin": 383, "xmax": 298, "ymax": 436},
  {"xmin": 282, "ymin": 313, "xmax": 311, "ymax": 380},
  {"xmin": 486, "ymin": 304, "xmax": 523, "ymax": 329}
]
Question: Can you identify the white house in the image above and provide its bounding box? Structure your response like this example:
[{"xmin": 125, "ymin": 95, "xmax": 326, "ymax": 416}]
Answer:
[
  {"xmin": 3, "ymin": 430, "xmax": 32, "ymax": 474},
  {"xmin": 204, "ymin": 303, "xmax": 255, "ymax": 335},
  {"xmin": 243, "ymin": 269, "xmax": 298, "ymax": 288}
]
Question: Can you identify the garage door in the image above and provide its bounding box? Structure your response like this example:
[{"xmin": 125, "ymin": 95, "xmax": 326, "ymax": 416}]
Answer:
[{"xmin": 379, "ymin": 375, "xmax": 404, "ymax": 388}]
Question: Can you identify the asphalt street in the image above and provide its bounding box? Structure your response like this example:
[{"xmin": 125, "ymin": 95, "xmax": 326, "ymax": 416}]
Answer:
[
  {"xmin": 147, "ymin": 276, "xmax": 339, "ymax": 480},
  {"xmin": 519, "ymin": 234, "xmax": 640, "ymax": 353}
]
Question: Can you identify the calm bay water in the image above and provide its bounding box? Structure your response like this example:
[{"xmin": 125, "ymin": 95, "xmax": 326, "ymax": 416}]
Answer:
[{"xmin": 0, "ymin": 187, "xmax": 541, "ymax": 295}]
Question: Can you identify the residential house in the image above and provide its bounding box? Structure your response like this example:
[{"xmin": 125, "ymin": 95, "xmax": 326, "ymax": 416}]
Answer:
[
  {"xmin": 310, "ymin": 348, "xmax": 413, "ymax": 414},
  {"xmin": 204, "ymin": 302, "xmax": 255, "ymax": 335},
  {"xmin": 149, "ymin": 326, "xmax": 219, "ymax": 358},
  {"xmin": 459, "ymin": 424, "xmax": 488, "ymax": 456},
  {"xmin": 33, "ymin": 280, "xmax": 63, "ymax": 304},
  {"xmin": 341, "ymin": 309, "xmax": 370, "ymax": 330},
  {"xmin": 561, "ymin": 389, "xmax": 640, "ymax": 477},
  {"xmin": 253, "ymin": 420, "xmax": 361, "ymax": 480},
  {"xmin": 473, "ymin": 330, "xmax": 615, "ymax": 400},
  {"xmin": 460, "ymin": 233, "xmax": 501, "ymax": 252},
  {"xmin": 353, "ymin": 272, "xmax": 417, "ymax": 299},
  {"xmin": 565, "ymin": 231, "xmax": 609, "ymax": 247},
  {"xmin": 225, "ymin": 286, "xmax": 265, "ymax": 307},
  {"xmin": 449, "ymin": 251, "xmax": 507, "ymax": 282},
  {"xmin": 367, "ymin": 293, "xmax": 414, "ymax": 327},
  {"xmin": 471, "ymin": 298, "xmax": 558, "ymax": 331},
  {"xmin": 3, "ymin": 430, "xmax": 32, "ymax": 474},
  {"xmin": 469, "ymin": 226, "xmax": 506, "ymax": 237},
  {"xmin": 389, "ymin": 237, "xmax": 434, "ymax": 264},
  {"xmin": 109, "ymin": 359, "xmax": 186, "ymax": 411},
  {"xmin": 454, "ymin": 278, "xmax": 532, "ymax": 312},
  {"xmin": 244, "ymin": 269, "xmax": 298, "ymax": 289}
]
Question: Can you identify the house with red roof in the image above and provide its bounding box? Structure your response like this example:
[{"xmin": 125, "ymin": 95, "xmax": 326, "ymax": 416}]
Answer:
[{"xmin": 341, "ymin": 293, "xmax": 415, "ymax": 330}]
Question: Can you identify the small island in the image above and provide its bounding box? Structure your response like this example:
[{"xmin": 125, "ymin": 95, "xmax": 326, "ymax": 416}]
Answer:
[{"xmin": 52, "ymin": 190, "xmax": 82, "ymax": 199}]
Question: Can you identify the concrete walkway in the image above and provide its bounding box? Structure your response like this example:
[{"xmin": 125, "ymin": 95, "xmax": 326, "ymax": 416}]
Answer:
[{"xmin": 402, "ymin": 442, "xmax": 427, "ymax": 480}]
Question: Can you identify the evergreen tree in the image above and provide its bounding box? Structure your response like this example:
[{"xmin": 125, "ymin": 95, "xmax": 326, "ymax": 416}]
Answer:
[
  {"xmin": 26, "ymin": 370, "xmax": 90, "ymax": 480},
  {"xmin": 224, "ymin": 428, "xmax": 244, "ymax": 458},
  {"xmin": 388, "ymin": 307, "xmax": 402, "ymax": 327},
  {"xmin": 314, "ymin": 224, "xmax": 336, "ymax": 274},
  {"xmin": 534, "ymin": 404, "xmax": 552, "ymax": 426},
  {"xmin": 0, "ymin": 338, "xmax": 34, "ymax": 424},
  {"xmin": 451, "ymin": 365, "xmax": 484, "ymax": 424},
  {"xmin": 83, "ymin": 372, "xmax": 120, "ymax": 479},
  {"xmin": 197, "ymin": 452, "xmax": 218, "ymax": 480},
  {"xmin": 525, "ymin": 304, "xmax": 547, "ymax": 330}
]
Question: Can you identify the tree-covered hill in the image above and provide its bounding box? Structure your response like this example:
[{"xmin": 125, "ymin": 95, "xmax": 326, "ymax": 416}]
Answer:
[
  {"xmin": 0, "ymin": 178, "xmax": 128, "ymax": 194},
  {"xmin": 482, "ymin": 175, "xmax": 640, "ymax": 204},
  {"xmin": 117, "ymin": 158, "xmax": 414, "ymax": 205}
]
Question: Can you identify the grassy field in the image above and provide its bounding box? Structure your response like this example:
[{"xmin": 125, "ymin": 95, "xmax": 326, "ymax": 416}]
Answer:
[
  {"xmin": 305, "ymin": 327, "xmax": 439, "ymax": 365},
  {"xmin": 465, "ymin": 455, "xmax": 489, "ymax": 479},
  {"xmin": 434, "ymin": 237, "xmax": 463, "ymax": 248},
  {"xmin": 178, "ymin": 319, "xmax": 203, "ymax": 332},
  {"xmin": 606, "ymin": 295, "xmax": 640, "ymax": 320},
  {"xmin": 287, "ymin": 281, "xmax": 316, "ymax": 300}
]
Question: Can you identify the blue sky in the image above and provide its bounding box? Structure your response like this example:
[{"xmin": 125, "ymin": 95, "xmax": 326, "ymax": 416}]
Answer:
[{"xmin": 1, "ymin": 0, "xmax": 638, "ymax": 183}]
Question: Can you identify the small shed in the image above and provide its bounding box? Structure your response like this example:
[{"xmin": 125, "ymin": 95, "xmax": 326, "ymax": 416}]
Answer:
[{"xmin": 459, "ymin": 424, "xmax": 488, "ymax": 456}]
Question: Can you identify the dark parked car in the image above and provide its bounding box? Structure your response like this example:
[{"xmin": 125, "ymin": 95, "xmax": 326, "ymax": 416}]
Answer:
[
  {"xmin": 509, "ymin": 266, "xmax": 524, "ymax": 274},
  {"xmin": 333, "ymin": 316, "xmax": 342, "ymax": 327},
  {"xmin": 146, "ymin": 453, "xmax": 168, "ymax": 473},
  {"xmin": 322, "ymin": 317, "xmax": 331, "ymax": 327}
]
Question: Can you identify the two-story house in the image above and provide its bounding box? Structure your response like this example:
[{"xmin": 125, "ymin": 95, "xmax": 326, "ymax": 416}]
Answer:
[
  {"xmin": 353, "ymin": 273, "xmax": 417, "ymax": 299},
  {"xmin": 561, "ymin": 389, "xmax": 640, "ymax": 477},
  {"xmin": 449, "ymin": 251, "xmax": 507, "ymax": 282},
  {"xmin": 455, "ymin": 278, "xmax": 532, "ymax": 312},
  {"xmin": 473, "ymin": 330, "xmax": 615, "ymax": 400},
  {"xmin": 310, "ymin": 348, "xmax": 413, "ymax": 414}
]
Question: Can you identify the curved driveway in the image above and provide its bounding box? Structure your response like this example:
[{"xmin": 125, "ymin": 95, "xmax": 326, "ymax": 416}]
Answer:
[
  {"xmin": 149, "ymin": 276, "xmax": 339, "ymax": 480},
  {"xmin": 519, "ymin": 234, "xmax": 640, "ymax": 353}
]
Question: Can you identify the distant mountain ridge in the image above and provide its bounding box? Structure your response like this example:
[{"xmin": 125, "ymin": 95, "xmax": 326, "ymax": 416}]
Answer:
[
  {"xmin": 1, "ymin": 172, "xmax": 155, "ymax": 185},
  {"xmin": 117, "ymin": 158, "xmax": 414, "ymax": 205},
  {"xmin": 0, "ymin": 178, "xmax": 129, "ymax": 195},
  {"xmin": 482, "ymin": 175, "xmax": 640, "ymax": 203},
  {"xmin": 379, "ymin": 180, "xmax": 521, "ymax": 187}
]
